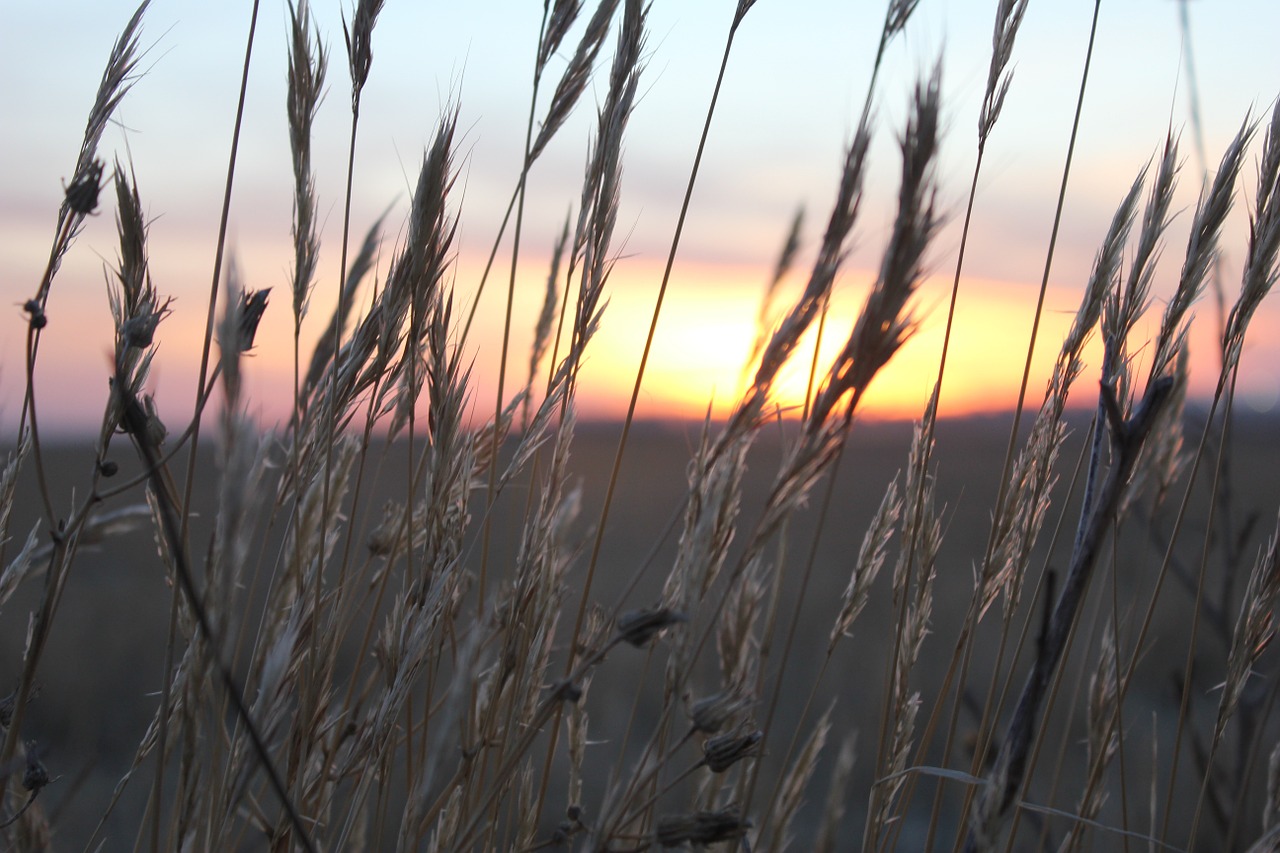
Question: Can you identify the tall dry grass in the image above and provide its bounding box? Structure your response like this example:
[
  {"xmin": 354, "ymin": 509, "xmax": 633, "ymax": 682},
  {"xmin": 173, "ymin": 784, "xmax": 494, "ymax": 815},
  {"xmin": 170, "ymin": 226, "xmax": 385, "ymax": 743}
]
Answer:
[{"xmin": 3, "ymin": 0, "xmax": 1280, "ymax": 850}]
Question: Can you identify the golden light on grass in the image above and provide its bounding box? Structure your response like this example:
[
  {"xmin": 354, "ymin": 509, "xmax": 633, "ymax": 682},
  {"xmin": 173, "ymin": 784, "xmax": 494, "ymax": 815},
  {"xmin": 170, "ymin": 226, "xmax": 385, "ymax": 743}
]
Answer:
[{"xmin": 5, "ymin": 3, "xmax": 1280, "ymax": 850}]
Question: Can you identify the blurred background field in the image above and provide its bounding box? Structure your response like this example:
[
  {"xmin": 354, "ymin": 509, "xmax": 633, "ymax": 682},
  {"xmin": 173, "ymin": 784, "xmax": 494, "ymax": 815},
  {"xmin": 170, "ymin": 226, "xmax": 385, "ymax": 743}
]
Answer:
[{"xmin": 6, "ymin": 410, "xmax": 1278, "ymax": 848}]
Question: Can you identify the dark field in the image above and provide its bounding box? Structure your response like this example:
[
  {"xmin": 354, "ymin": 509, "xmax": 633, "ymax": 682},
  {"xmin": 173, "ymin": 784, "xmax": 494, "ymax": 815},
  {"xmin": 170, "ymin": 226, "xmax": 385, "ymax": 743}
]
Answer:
[{"xmin": 4, "ymin": 411, "xmax": 1277, "ymax": 850}]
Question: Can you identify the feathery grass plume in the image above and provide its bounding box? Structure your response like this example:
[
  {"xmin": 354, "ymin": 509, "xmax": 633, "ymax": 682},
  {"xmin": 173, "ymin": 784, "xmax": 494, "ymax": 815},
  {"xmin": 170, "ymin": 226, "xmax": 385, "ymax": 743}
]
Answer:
[
  {"xmin": 813, "ymin": 733, "xmax": 856, "ymax": 853},
  {"xmin": 343, "ymin": 581, "xmax": 460, "ymax": 834},
  {"xmin": 1122, "ymin": 346, "xmax": 1189, "ymax": 516},
  {"xmin": 342, "ymin": 0, "xmax": 384, "ymax": 112},
  {"xmin": 529, "ymin": 0, "xmax": 620, "ymax": 163},
  {"xmin": 206, "ymin": 266, "xmax": 270, "ymax": 638},
  {"xmin": 979, "ymin": 0, "xmax": 1029, "ymax": 147},
  {"xmin": 106, "ymin": 163, "xmax": 171, "ymax": 438},
  {"xmin": 538, "ymin": 0, "xmax": 585, "ymax": 76},
  {"xmin": 763, "ymin": 705, "xmax": 830, "ymax": 851},
  {"xmin": 1223, "ymin": 98, "xmax": 1280, "ymax": 373},
  {"xmin": 1216, "ymin": 512, "xmax": 1280, "ymax": 745},
  {"xmin": 657, "ymin": 413, "xmax": 754, "ymax": 720},
  {"xmin": 740, "ymin": 207, "xmax": 804, "ymax": 394},
  {"xmin": 458, "ymin": 0, "xmax": 621, "ymax": 354},
  {"xmin": 1059, "ymin": 172, "xmax": 1145, "ymax": 397},
  {"xmin": 267, "ymin": 436, "xmax": 357, "ymax": 650},
  {"xmin": 510, "ymin": 766, "xmax": 542, "ymax": 852},
  {"xmin": 748, "ymin": 124, "xmax": 871, "ymax": 420},
  {"xmin": 426, "ymin": 785, "xmax": 464, "ymax": 852},
  {"xmin": 1065, "ymin": 624, "xmax": 1121, "ymax": 846},
  {"xmin": 0, "ymin": 438, "xmax": 28, "ymax": 555},
  {"xmin": 885, "ymin": 0, "xmax": 920, "ymax": 38},
  {"xmin": 109, "ymin": 373, "xmax": 316, "ymax": 853},
  {"xmin": 716, "ymin": 553, "xmax": 767, "ymax": 692},
  {"xmin": 294, "ymin": 297, "xmax": 384, "ymax": 444},
  {"xmin": 976, "ymin": 169, "xmax": 1144, "ymax": 614},
  {"xmin": 1080, "ymin": 138, "xmax": 1177, "ymax": 574},
  {"xmin": 8, "ymin": 16, "xmax": 154, "ymax": 758},
  {"xmin": 737, "ymin": 422, "xmax": 845, "ymax": 587},
  {"xmin": 809, "ymin": 65, "xmax": 940, "ymax": 428},
  {"xmin": 869, "ymin": 417, "xmax": 940, "ymax": 840},
  {"xmin": 829, "ymin": 474, "xmax": 901, "ymax": 652},
  {"xmin": 481, "ymin": 421, "xmax": 583, "ymax": 768},
  {"xmin": 562, "ymin": 0, "xmax": 644, "ymax": 383},
  {"xmin": 1266, "ymin": 741, "xmax": 1280, "ymax": 834},
  {"xmin": 968, "ymin": 378, "xmax": 1178, "ymax": 852},
  {"xmin": 34, "ymin": 0, "xmax": 149, "ymax": 306},
  {"xmin": 110, "ymin": 159, "xmax": 152, "ymax": 323},
  {"xmin": 978, "ymin": 415, "xmax": 1061, "ymax": 619},
  {"xmin": 397, "ymin": 303, "xmax": 476, "ymax": 583},
  {"xmin": 231, "ymin": 613, "xmax": 301, "ymax": 820},
  {"xmin": 960, "ymin": 169, "xmax": 1158, "ymax": 850},
  {"xmin": 665, "ymin": 421, "xmax": 751, "ymax": 613},
  {"xmin": 523, "ymin": 214, "xmax": 570, "ymax": 429},
  {"xmin": 1150, "ymin": 118, "xmax": 1253, "ymax": 383},
  {"xmin": 20, "ymin": 506, "xmax": 149, "ymax": 565},
  {"xmin": 74, "ymin": 1, "xmax": 150, "ymax": 186},
  {"xmin": 374, "ymin": 108, "xmax": 459, "ymax": 440},
  {"xmin": 985, "ymin": 171, "xmax": 1142, "ymax": 597},
  {"xmin": 499, "ymin": 378, "xmax": 570, "ymax": 489},
  {"xmin": 400, "ymin": 112, "xmax": 461, "ymax": 327},
  {"xmin": 220, "ymin": 606, "xmax": 301, "ymax": 841},
  {"xmin": 567, "ymin": 695, "xmax": 591, "ymax": 819},
  {"xmin": 287, "ymin": 0, "xmax": 327, "ymax": 325},
  {"xmin": 0, "ymin": 527, "xmax": 39, "ymax": 612},
  {"xmin": 893, "ymin": 405, "xmax": 943, "ymax": 596},
  {"xmin": 397, "ymin": 627, "xmax": 484, "ymax": 849},
  {"xmin": 302, "ymin": 213, "xmax": 385, "ymax": 400},
  {"xmin": 1102, "ymin": 133, "xmax": 1178, "ymax": 397}
]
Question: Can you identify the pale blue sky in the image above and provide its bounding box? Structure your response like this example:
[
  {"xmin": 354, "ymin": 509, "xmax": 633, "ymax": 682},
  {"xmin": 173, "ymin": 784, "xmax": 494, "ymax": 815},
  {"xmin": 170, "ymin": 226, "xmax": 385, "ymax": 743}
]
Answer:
[{"xmin": 4, "ymin": 1, "xmax": 1280, "ymax": 432}]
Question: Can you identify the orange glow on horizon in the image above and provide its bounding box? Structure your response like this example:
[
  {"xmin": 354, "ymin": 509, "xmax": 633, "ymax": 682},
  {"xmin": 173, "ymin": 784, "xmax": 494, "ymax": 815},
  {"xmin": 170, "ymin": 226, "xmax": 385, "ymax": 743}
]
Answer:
[
  {"xmin": 527, "ymin": 260, "xmax": 1112, "ymax": 424},
  {"xmin": 7, "ymin": 241, "xmax": 1276, "ymax": 438}
]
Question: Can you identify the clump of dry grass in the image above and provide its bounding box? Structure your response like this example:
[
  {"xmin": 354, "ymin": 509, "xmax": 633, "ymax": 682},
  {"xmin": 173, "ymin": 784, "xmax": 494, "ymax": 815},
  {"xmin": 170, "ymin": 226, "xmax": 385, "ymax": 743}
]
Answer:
[{"xmin": 4, "ymin": 2, "xmax": 1280, "ymax": 851}]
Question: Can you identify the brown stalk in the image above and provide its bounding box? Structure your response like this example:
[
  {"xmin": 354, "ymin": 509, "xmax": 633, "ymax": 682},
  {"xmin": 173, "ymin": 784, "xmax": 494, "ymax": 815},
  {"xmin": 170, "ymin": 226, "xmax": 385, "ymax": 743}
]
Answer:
[
  {"xmin": 964, "ymin": 376, "xmax": 1175, "ymax": 851},
  {"xmin": 2, "ymin": 15, "xmax": 155, "ymax": 839},
  {"xmin": 111, "ymin": 361, "xmax": 316, "ymax": 852}
]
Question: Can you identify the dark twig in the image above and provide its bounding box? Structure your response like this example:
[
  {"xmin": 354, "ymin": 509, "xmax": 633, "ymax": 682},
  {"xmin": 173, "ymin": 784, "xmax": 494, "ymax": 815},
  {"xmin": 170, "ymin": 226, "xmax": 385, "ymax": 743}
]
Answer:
[
  {"xmin": 965, "ymin": 377, "xmax": 1175, "ymax": 850},
  {"xmin": 114, "ymin": 367, "xmax": 317, "ymax": 853}
]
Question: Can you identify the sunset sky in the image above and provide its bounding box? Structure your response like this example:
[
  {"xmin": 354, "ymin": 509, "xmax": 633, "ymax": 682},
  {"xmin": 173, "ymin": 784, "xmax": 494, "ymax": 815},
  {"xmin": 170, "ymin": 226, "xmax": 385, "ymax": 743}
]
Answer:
[{"xmin": 4, "ymin": 1, "xmax": 1280, "ymax": 437}]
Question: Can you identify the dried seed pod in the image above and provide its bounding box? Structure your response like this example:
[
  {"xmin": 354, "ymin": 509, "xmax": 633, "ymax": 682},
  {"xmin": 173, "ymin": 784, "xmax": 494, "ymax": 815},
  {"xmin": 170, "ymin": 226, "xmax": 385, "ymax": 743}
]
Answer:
[
  {"xmin": 22, "ymin": 299, "xmax": 47, "ymax": 330},
  {"xmin": 703, "ymin": 728, "xmax": 763, "ymax": 773},
  {"xmin": 549, "ymin": 678, "xmax": 584, "ymax": 704},
  {"xmin": 689, "ymin": 691, "xmax": 751, "ymax": 735},
  {"xmin": 121, "ymin": 312, "xmax": 162, "ymax": 349},
  {"xmin": 22, "ymin": 750, "xmax": 49, "ymax": 793},
  {"xmin": 64, "ymin": 159, "xmax": 105, "ymax": 215},
  {"xmin": 236, "ymin": 288, "xmax": 271, "ymax": 351},
  {"xmin": 615, "ymin": 606, "xmax": 687, "ymax": 648}
]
